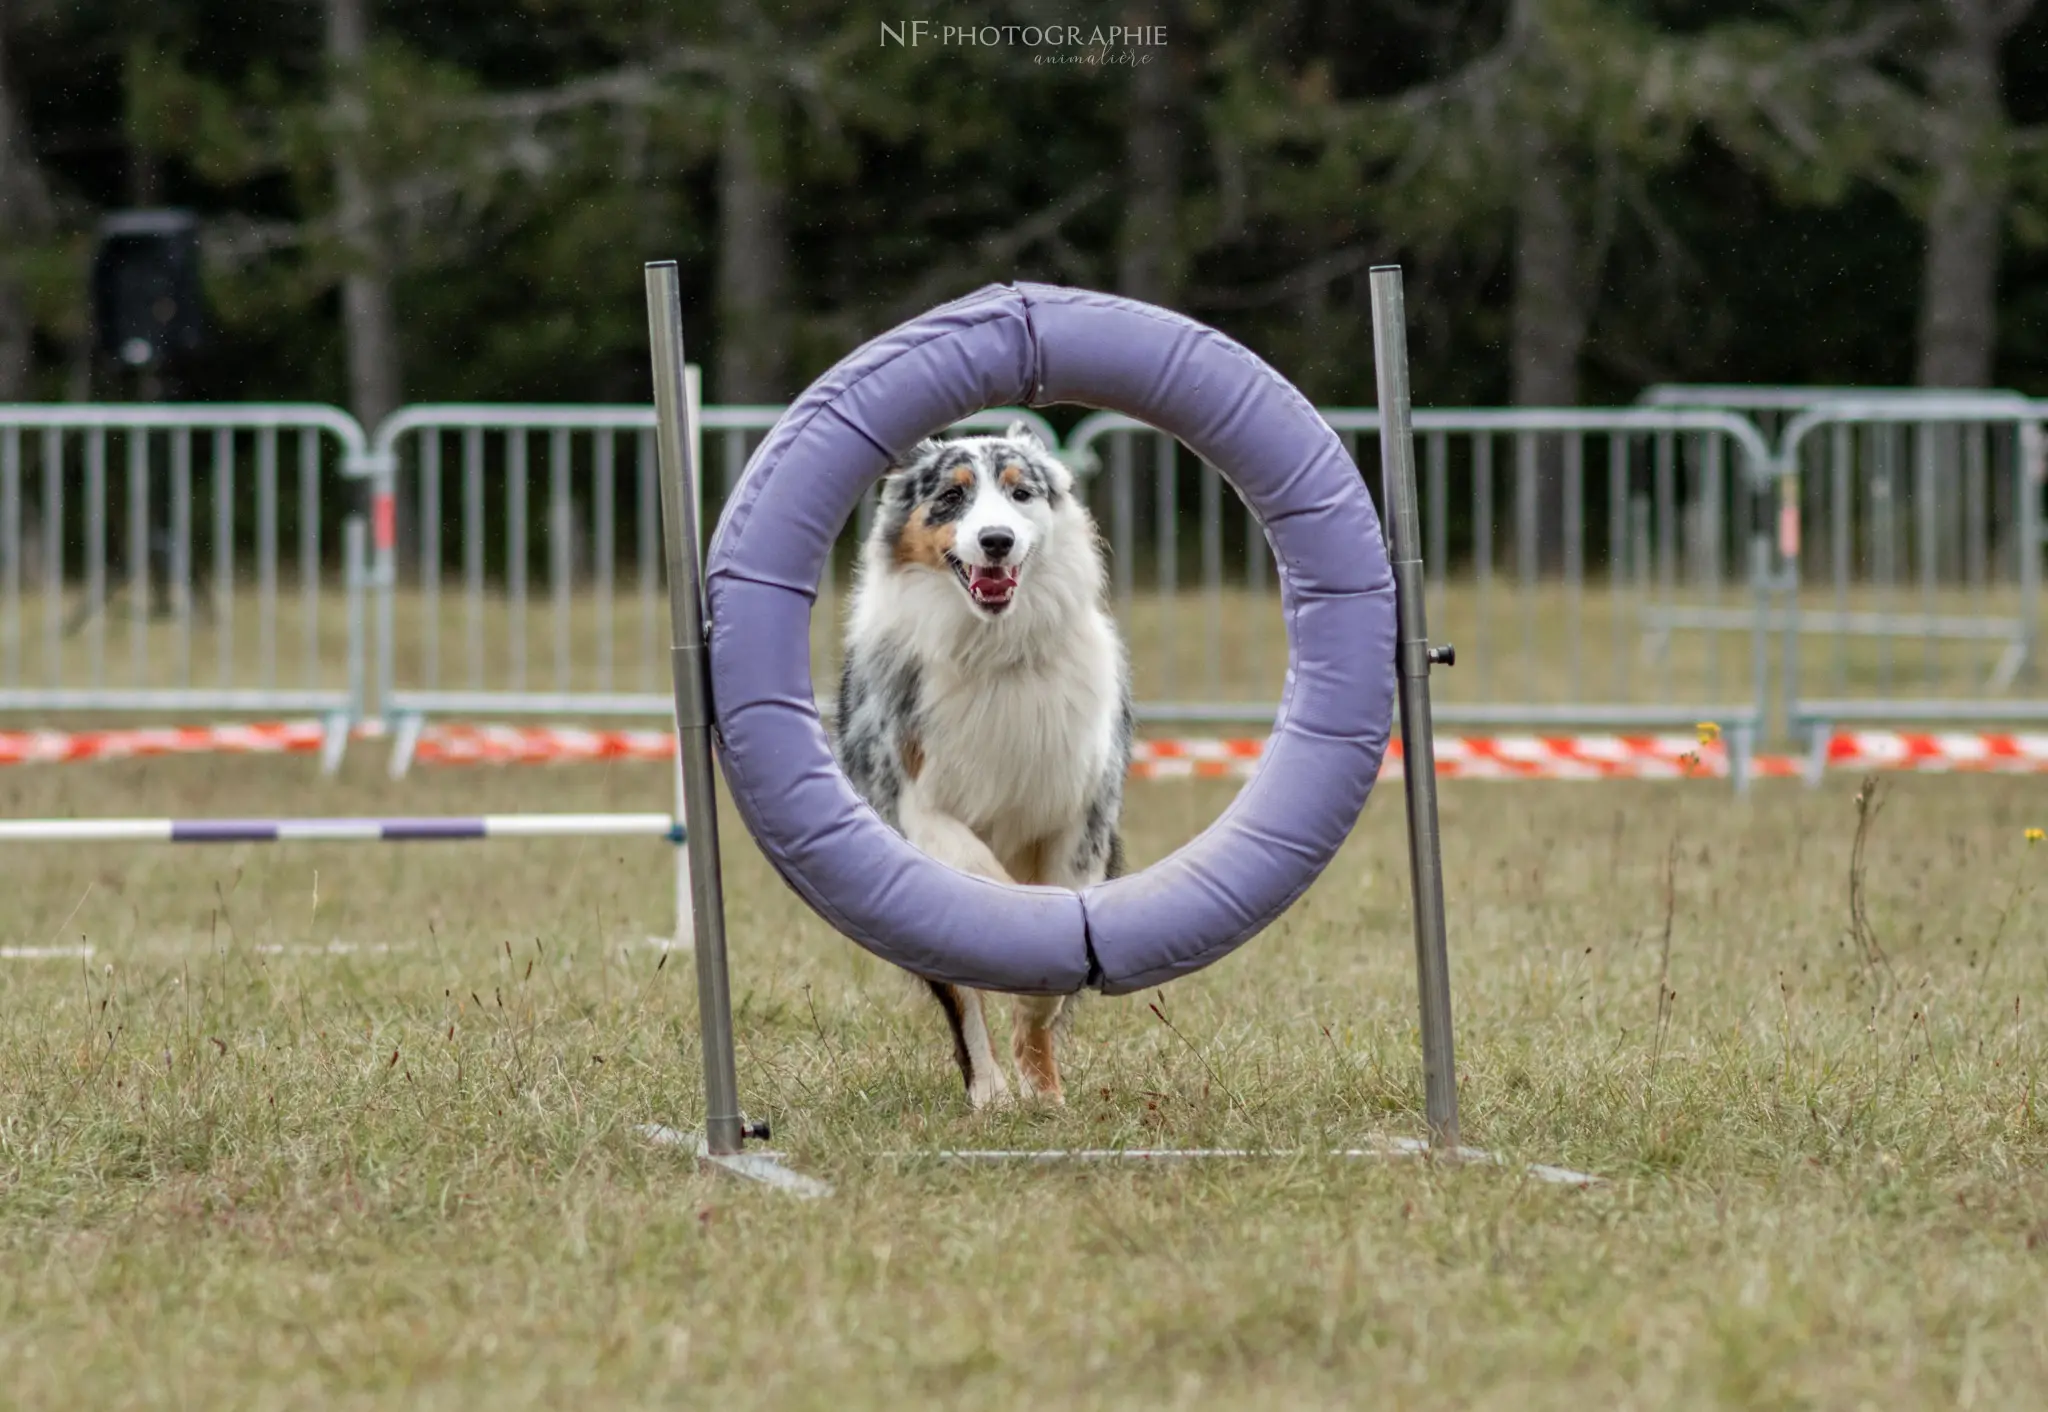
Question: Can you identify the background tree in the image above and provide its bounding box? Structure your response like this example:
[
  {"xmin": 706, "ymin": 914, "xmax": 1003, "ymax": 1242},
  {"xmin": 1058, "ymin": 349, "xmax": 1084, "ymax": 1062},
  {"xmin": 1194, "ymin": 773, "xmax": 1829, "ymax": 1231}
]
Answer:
[
  {"xmin": 0, "ymin": 1, "xmax": 56, "ymax": 400},
  {"xmin": 0, "ymin": 0, "xmax": 2040, "ymax": 413},
  {"xmin": 714, "ymin": 0, "xmax": 792, "ymax": 401},
  {"xmin": 1118, "ymin": 0, "xmax": 1186, "ymax": 306},
  {"xmin": 1913, "ymin": 0, "xmax": 2035, "ymax": 386},
  {"xmin": 326, "ymin": 0, "xmax": 403, "ymax": 429}
]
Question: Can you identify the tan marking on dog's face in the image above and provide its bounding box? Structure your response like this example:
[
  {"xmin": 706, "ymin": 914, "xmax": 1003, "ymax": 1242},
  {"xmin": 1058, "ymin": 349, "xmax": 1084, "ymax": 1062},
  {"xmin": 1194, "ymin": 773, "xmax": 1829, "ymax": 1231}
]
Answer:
[
  {"xmin": 892, "ymin": 504, "xmax": 956, "ymax": 571},
  {"xmin": 951, "ymin": 464, "xmax": 975, "ymax": 488},
  {"xmin": 999, "ymin": 463, "xmax": 1024, "ymax": 488},
  {"xmin": 901, "ymin": 733, "xmax": 924, "ymax": 780}
]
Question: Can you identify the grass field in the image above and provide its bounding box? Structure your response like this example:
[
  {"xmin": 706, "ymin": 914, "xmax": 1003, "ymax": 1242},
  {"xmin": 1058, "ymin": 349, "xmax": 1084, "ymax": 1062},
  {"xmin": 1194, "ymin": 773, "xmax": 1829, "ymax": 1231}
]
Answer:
[{"xmin": 3, "ymin": 759, "xmax": 2047, "ymax": 1409}]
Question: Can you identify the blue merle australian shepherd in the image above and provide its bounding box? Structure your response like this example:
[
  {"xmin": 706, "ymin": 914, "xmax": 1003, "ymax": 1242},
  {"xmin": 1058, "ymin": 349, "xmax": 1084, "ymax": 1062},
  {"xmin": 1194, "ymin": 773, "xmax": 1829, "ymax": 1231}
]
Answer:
[{"xmin": 835, "ymin": 424, "xmax": 1132, "ymax": 1108}]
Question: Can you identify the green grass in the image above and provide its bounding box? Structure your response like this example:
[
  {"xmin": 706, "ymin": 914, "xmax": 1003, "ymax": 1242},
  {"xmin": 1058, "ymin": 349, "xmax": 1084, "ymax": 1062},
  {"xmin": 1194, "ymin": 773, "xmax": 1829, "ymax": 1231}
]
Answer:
[{"xmin": 2, "ymin": 759, "xmax": 2047, "ymax": 1408}]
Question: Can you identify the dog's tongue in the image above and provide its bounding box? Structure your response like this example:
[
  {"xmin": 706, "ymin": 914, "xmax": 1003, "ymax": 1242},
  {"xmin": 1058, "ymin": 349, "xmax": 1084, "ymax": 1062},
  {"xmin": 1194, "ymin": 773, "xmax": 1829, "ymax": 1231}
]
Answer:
[{"xmin": 969, "ymin": 565, "xmax": 1017, "ymax": 606}]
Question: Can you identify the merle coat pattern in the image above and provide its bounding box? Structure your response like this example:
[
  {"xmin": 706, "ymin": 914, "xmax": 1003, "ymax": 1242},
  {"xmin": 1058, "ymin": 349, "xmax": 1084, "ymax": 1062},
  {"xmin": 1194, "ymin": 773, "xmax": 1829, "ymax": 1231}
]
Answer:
[{"xmin": 835, "ymin": 424, "xmax": 1131, "ymax": 1107}]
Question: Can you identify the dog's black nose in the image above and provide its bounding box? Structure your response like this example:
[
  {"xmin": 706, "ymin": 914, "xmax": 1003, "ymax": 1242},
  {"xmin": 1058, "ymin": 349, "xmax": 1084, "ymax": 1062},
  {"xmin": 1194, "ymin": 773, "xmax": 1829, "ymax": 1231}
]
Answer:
[{"xmin": 978, "ymin": 527, "xmax": 1015, "ymax": 561}]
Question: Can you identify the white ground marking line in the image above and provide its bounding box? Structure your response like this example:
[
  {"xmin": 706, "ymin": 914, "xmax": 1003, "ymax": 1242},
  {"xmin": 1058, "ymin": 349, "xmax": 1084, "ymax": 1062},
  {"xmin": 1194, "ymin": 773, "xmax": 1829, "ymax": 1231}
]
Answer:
[
  {"xmin": 58, "ymin": 936, "xmax": 662, "ymax": 959},
  {"xmin": 635, "ymin": 1124, "xmax": 835, "ymax": 1199},
  {"xmin": 904, "ymin": 1137, "xmax": 1602, "ymax": 1188}
]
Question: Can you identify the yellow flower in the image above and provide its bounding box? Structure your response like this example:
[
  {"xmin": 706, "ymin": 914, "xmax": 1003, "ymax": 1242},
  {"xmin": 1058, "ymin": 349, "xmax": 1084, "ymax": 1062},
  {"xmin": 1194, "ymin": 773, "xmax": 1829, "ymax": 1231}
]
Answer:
[
  {"xmin": 2027, "ymin": 827, "xmax": 2044, "ymax": 845},
  {"xmin": 1695, "ymin": 721, "xmax": 1721, "ymax": 745}
]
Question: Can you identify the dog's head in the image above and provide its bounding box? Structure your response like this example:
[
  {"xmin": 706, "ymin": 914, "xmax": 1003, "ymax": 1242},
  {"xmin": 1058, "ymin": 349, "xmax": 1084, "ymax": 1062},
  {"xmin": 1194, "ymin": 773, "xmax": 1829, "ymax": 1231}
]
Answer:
[{"xmin": 875, "ymin": 423, "xmax": 1072, "ymax": 619}]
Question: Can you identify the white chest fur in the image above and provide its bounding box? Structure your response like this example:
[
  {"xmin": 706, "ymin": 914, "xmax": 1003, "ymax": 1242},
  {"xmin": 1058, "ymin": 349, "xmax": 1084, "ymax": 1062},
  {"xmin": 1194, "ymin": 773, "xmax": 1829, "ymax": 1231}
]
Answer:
[{"xmin": 912, "ymin": 606, "xmax": 1120, "ymax": 854}]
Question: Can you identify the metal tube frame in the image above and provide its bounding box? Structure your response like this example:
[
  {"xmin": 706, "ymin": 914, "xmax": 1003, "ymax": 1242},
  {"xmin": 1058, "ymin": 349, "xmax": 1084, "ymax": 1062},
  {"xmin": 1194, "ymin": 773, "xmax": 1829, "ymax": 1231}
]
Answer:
[
  {"xmin": 629, "ymin": 261, "xmax": 1523, "ymax": 1171},
  {"xmin": 0, "ymin": 407, "xmax": 369, "ymax": 751},
  {"xmin": 1369, "ymin": 266, "xmax": 1461, "ymax": 1152},
  {"xmin": 368, "ymin": 403, "xmax": 1042, "ymax": 746},
  {"xmin": 1062, "ymin": 402, "xmax": 1775, "ymax": 777},
  {"xmin": 1773, "ymin": 398, "xmax": 2046, "ymax": 740},
  {"xmin": 644, "ymin": 262, "xmax": 746, "ymax": 1157}
]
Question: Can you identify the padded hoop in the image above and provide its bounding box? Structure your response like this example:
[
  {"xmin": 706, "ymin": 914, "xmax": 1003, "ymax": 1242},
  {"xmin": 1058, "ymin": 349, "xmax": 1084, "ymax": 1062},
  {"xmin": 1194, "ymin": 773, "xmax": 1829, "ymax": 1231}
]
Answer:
[{"xmin": 705, "ymin": 284, "xmax": 1395, "ymax": 995}]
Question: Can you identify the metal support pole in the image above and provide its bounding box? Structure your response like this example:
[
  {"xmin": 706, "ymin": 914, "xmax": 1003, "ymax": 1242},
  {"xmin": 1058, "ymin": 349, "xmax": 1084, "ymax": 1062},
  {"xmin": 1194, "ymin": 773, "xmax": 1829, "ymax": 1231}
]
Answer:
[
  {"xmin": 672, "ymin": 749, "xmax": 693, "ymax": 952},
  {"xmin": 344, "ymin": 516, "xmax": 367, "ymax": 728},
  {"xmin": 369, "ymin": 457, "xmax": 397, "ymax": 726},
  {"xmin": 1748, "ymin": 522, "xmax": 1771, "ymax": 777},
  {"xmin": 1368, "ymin": 266, "xmax": 1461, "ymax": 1152},
  {"xmin": 1775, "ymin": 451, "xmax": 1801, "ymax": 741},
  {"xmin": 2021, "ymin": 419, "xmax": 2043, "ymax": 683},
  {"xmin": 645, "ymin": 260, "xmax": 745, "ymax": 1156}
]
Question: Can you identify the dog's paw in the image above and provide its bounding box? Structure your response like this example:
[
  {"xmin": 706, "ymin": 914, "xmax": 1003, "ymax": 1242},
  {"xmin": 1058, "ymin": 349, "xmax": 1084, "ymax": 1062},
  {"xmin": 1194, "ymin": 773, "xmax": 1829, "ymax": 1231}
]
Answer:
[
  {"xmin": 1014, "ymin": 1061, "xmax": 1065, "ymax": 1105},
  {"xmin": 1017, "ymin": 1080, "xmax": 1066, "ymax": 1107},
  {"xmin": 967, "ymin": 1069, "xmax": 1013, "ymax": 1111}
]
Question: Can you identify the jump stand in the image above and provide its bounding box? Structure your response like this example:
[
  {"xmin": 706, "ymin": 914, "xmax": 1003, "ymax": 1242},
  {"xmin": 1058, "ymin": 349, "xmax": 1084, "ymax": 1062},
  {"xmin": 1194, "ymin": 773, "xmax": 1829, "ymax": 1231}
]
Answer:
[{"xmin": 639, "ymin": 265, "xmax": 1592, "ymax": 1195}]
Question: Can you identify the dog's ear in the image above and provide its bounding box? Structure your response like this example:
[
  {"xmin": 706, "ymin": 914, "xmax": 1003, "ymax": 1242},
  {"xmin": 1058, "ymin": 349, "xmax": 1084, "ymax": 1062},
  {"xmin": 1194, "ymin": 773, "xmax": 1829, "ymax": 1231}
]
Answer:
[
  {"xmin": 1004, "ymin": 420, "xmax": 1049, "ymax": 451},
  {"xmin": 1004, "ymin": 420, "xmax": 1074, "ymax": 497},
  {"xmin": 888, "ymin": 438, "xmax": 945, "ymax": 474}
]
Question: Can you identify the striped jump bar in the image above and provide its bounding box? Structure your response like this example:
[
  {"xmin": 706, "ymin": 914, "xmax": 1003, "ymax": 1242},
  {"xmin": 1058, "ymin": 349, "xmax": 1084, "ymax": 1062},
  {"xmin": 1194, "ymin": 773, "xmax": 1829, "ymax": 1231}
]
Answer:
[{"xmin": 0, "ymin": 814, "xmax": 685, "ymax": 844}]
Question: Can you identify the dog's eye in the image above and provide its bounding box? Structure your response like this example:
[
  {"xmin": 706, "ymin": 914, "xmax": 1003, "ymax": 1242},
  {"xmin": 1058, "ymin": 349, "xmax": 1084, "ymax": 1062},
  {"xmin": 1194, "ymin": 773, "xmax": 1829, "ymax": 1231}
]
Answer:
[
  {"xmin": 936, "ymin": 485, "xmax": 966, "ymax": 507},
  {"xmin": 1009, "ymin": 486, "xmax": 1032, "ymax": 503}
]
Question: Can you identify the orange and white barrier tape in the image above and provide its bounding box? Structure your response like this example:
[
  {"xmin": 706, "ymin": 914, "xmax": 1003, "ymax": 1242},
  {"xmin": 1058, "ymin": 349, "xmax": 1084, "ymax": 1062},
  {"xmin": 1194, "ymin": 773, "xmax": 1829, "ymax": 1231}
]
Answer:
[
  {"xmin": 0, "ymin": 720, "xmax": 328, "ymax": 766},
  {"xmin": 9, "ymin": 720, "xmax": 2047, "ymax": 779},
  {"xmin": 1126, "ymin": 734, "xmax": 1733, "ymax": 780},
  {"xmin": 1416, "ymin": 734, "xmax": 1730, "ymax": 780},
  {"xmin": 1816, "ymin": 730, "xmax": 2048, "ymax": 773},
  {"xmin": 0, "ymin": 720, "xmax": 1734, "ymax": 779},
  {"xmin": 402, "ymin": 726, "xmax": 1740, "ymax": 778},
  {"xmin": 415, "ymin": 722, "xmax": 674, "ymax": 765}
]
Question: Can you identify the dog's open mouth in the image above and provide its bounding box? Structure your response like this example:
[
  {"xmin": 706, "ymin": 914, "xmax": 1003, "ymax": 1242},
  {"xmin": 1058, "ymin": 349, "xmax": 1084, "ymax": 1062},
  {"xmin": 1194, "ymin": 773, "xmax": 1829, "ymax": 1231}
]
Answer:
[{"xmin": 947, "ymin": 555, "xmax": 1020, "ymax": 614}]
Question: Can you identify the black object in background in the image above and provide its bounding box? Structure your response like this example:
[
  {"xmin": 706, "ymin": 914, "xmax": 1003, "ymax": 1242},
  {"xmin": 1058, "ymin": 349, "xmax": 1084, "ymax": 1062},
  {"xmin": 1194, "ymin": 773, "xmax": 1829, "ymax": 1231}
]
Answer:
[{"xmin": 91, "ymin": 210, "xmax": 207, "ymax": 374}]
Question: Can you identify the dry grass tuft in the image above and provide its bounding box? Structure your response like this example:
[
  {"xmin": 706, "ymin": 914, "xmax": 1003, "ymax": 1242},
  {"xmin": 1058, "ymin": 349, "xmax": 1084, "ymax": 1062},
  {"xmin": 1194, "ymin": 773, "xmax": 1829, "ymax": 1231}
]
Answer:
[{"xmin": 0, "ymin": 759, "xmax": 2044, "ymax": 1408}]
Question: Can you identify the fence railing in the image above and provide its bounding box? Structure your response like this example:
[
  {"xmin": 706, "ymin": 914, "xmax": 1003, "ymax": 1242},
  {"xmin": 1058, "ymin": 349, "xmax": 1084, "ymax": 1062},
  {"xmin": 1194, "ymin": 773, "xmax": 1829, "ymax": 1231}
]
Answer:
[
  {"xmin": 2, "ymin": 392, "xmax": 2042, "ymax": 787},
  {"xmin": 365, "ymin": 402, "xmax": 683, "ymax": 749},
  {"xmin": 1769, "ymin": 398, "xmax": 2048, "ymax": 769},
  {"xmin": 0, "ymin": 405, "xmax": 370, "ymax": 766},
  {"xmin": 364, "ymin": 397, "xmax": 1061, "ymax": 770},
  {"xmin": 1636, "ymin": 387, "xmax": 2048, "ymax": 766},
  {"xmin": 1066, "ymin": 406, "xmax": 1778, "ymax": 780},
  {"xmin": 1637, "ymin": 383, "xmax": 2033, "ymax": 444}
]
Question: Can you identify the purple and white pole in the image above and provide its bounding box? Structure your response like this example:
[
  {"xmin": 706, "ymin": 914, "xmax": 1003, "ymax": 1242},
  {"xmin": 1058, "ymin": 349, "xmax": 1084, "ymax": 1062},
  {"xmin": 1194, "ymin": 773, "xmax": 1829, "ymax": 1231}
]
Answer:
[{"xmin": 0, "ymin": 814, "xmax": 684, "ymax": 844}]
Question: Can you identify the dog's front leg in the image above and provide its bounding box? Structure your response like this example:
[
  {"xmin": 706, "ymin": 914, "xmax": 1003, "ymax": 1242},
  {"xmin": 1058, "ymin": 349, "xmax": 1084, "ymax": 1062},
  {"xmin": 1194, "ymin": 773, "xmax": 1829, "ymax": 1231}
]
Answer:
[
  {"xmin": 900, "ymin": 789, "xmax": 1014, "ymax": 1110},
  {"xmin": 1011, "ymin": 994, "xmax": 1066, "ymax": 1104},
  {"xmin": 925, "ymin": 981, "xmax": 1007, "ymax": 1111},
  {"xmin": 1011, "ymin": 824, "xmax": 1122, "ymax": 1107}
]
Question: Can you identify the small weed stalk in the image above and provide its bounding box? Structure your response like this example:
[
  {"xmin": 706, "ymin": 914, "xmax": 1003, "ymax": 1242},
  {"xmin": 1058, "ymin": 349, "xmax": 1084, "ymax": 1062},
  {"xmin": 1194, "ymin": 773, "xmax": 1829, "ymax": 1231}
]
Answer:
[
  {"xmin": 1847, "ymin": 775, "xmax": 1899, "ymax": 1004},
  {"xmin": 1649, "ymin": 836, "xmax": 1679, "ymax": 1090},
  {"xmin": 1147, "ymin": 992, "xmax": 1247, "ymax": 1118},
  {"xmin": 1979, "ymin": 830, "xmax": 2040, "ymax": 990}
]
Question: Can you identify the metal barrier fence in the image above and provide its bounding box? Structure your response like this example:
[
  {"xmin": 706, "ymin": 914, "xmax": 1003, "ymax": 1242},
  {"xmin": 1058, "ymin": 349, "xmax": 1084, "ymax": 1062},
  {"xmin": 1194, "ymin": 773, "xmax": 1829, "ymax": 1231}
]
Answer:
[
  {"xmin": 1638, "ymin": 384, "xmax": 2033, "ymax": 445},
  {"xmin": 1769, "ymin": 397, "xmax": 2048, "ymax": 765},
  {"xmin": 364, "ymin": 401, "xmax": 689, "ymax": 757},
  {"xmin": 5, "ymin": 394, "xmax": 2043, "ymax": 786},
  {"xmin": 0, "ymin": 405, "xmax": 370, "ymax": 766},
  {"xmin": 1638, "ymin": 387, "xmax": 2048, "ymax": 761},
  {"xmin": 364, "ymin": 397, "xmax": 1060, "ymax": 771},
  {"xmin": 1066, "ymin": 406, "xmax": 1777, "ymax": 781}
]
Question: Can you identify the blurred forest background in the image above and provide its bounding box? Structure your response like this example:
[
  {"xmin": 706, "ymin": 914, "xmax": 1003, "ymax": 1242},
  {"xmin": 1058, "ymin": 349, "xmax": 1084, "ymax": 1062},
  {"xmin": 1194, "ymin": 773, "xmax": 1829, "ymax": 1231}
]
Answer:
[{"xmin": 1, "ymin": 0, "xmax": 2046, "ymax": 424}]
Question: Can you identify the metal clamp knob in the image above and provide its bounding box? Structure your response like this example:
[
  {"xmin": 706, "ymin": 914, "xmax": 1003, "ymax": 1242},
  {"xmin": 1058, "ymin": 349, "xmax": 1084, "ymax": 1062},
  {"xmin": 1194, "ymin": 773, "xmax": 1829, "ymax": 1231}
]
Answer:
[{"xmin": 1427, "ymin": 643, "xmax": 1456, "ymax": 668}]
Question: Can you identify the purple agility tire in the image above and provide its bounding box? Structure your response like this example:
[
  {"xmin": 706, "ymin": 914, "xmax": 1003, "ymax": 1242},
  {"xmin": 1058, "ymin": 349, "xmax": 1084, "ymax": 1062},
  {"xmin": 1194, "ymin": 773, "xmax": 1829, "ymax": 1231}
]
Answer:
[{"xmin": 705, "ymin": 284, "xmax": 1395, "ymax": 995}]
